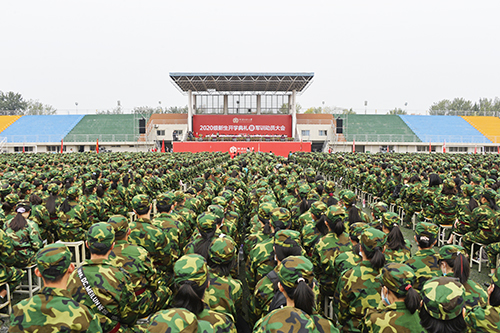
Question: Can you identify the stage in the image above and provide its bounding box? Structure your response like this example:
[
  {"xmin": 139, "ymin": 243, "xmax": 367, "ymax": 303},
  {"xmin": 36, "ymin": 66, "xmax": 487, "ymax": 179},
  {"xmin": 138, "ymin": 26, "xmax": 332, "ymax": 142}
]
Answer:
[{"xmin": 173, "ymin": 141, "xmax": 311, "ymax": 156}]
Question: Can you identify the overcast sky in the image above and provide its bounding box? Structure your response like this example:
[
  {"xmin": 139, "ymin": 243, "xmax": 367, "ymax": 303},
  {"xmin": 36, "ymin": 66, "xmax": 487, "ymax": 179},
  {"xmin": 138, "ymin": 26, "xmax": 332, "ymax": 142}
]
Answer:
[{"xmin": 2, "ymin": 1, "xmax": 499, "ymax": 115}]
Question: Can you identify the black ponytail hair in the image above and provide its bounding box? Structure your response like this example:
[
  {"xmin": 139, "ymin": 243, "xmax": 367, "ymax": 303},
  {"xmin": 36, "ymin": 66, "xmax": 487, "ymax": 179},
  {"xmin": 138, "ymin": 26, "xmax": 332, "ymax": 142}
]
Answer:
[
  {"xmin": 173, "ymin": 279, "xmax": 207, "ymax": 315},
  {"xmin": 490, "ymin": 284, "xmax": 500, "ymax": 307},
  {"xmin": 46, "ymin": 193, "xmax": 58, "ymax": 215},
  {"xmin": 10, "ymin": 207, "xmax": 29, "ymax": 232},
  {"xmin": 362, "ymin": 244, "xmax": 386, "ymax": 270},
  {"xmin": 416, "ymin": 235, "xmax": 435, "ymax": 249},
  {"xmin": 314, "ymin": 215, "xmax": 329, "ymax": 237},
  {"xmin": 111, "ymin": 179, "xmax": 119, "ymax": 190},
  {"xmin": 389, "ymin": 285, "xmax": 421, "ymax": 314},
  {"xmin": 386, "ymin": 225, "xmax": 406, "ymax": 251},
  {"xmin": 347, "ymin": 206, "xmax": 363, "ymax": 225},
  {"xmin": 324, "ymin": 215, "xmax": 345, "ymax": 237},
  {"xmin": 261, "ymin": 216, "xmax": 272, "ymax": 236},
  {"xmin": 194, "ymin": 227, "xmax": 217, "ymax": 260},
  {"xmin": 419, "ymin": 305, "xmax": 466, "ymax": 333},
  {"xmin": 282, "ymin": 280, "xmax": 315, "ymax": 315},
  {"xmin": 441, "ymin": 253, "xmax": 470, "ymax": 285},
  {"xmin": 29, "ymin": 194, "xmax": 43, "ymax": 206}
]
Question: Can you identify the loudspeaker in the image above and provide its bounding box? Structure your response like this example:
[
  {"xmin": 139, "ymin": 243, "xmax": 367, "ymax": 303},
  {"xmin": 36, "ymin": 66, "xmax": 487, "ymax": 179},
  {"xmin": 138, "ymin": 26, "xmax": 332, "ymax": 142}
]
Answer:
[{"xmin": 139, "ymin": 119, "xmax": 146, "ymax": 134}]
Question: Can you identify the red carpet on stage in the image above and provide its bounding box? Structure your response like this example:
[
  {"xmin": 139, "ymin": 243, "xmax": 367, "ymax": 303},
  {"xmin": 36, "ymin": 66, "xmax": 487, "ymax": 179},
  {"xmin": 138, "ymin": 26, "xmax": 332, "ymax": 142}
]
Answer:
[{"xmin": 173, "ymin": 141, "xmax": 311, "ymax": 156}]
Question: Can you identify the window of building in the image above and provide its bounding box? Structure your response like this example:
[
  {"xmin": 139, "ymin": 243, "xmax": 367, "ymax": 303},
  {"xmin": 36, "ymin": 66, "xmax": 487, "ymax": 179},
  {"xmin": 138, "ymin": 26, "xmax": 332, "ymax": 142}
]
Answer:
[
  {"xmin": 157, "ymin": 130, "xmax": 165, "ymax": 136},
  {"xmin": 417, "ymin": 145, "xmax": 436, "ymax": 152},
  {"xmin": 14, "ymin": 146, "xmax": 34, "ymax": 152},
  {"xmin": 302, "ymin": 130, "xmax": 310, "ymax": 136},
  {"xmin": 318, "ymin": 130, "xmax": 328, "ymax": 136},
  {"xmin": 47, "ymin": 145, "xmax": 65, "ymax": 152},
  {"xmin": 485, "ymin": 146, "xmax": 497, "ymax": 153},
  {"xmin": 449, "ymin": 147, "xmax": 468, "ymax": 152}
]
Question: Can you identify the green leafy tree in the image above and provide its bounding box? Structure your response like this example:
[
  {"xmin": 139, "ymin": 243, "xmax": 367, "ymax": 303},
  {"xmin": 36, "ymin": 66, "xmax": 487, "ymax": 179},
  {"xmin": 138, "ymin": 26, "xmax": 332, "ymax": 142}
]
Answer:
[
  {"xmin": 342, "ymin": 108, "xmax": 356, "ymax": 115},
  {"xmin": 166, "ymin": 106, "xmax": 188, "ymax": 114},
  {"xmin": 304, "ymin": 106, "xmax": 322, "ymax": 114},
  {"xmin": 25, "ymin": 100, "xmax": 57, "ymax": 115},
  {"xmin": 96, "ymin": 106, "xmax": 124, "ymax": 115},
  {"xmin": 0, "ymin": 91, "xmax": 28, "ymax": 114},
  {"xmin": 387, "ymin": 107, "xmax": 407, "ymax": 115},
  {"xmin": 279, "ymin": 103, "xmax": 301, "ymax": 114}
]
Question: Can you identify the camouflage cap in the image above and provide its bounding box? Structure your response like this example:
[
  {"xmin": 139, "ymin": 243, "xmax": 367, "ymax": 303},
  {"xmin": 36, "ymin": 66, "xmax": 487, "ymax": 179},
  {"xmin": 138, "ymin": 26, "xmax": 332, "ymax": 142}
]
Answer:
[
  {"xmin": 86, "ymin": 222, "xmax": 115, "ymax": 252},
  {"xmin": 66, "ymin": 186, "xmax": 81, "ymax": 198},
  {"xmin": 36, "ymin": 243, "xmax": 72, "ymax": 280},
  {"xmin": 212, "ymin": 196, "xmax": 227, "ymax": 207},
  {"xmin": 174, "ymin": 254, "xmax": 208, "ymax": 287},
  {"xmin": 371, "ymin": 201, "xmax": 388, "ymax": 219},
  {"xmin": 471, "ymin": 174, "xmax": 482, "ymax": 184},
  {"xmin": 4, "ymin": 193, "xmax": 19, "ymax": 206},
  {"xmin": 482, "ymin": 188, "xmax": 497, "ymax": 201},
  {"xmin": 157, "ymin": 192, "xmax": 175, "ymax": 206},
  {"xmin": 197, "ymin": 212, "xmax": 219, "ymax": 232},
  {"xmin": 310, "ymin": 201, "xmax": 327, "ymax": 217},
  {"xmin": 439, "ymin": 245, "xmax": 465, "ymax": 261},
  {"xmin": 304, "ymin": 167, "xmax": 316, "ymax": 178},
  {"xmin": 209, "ymin": 235, "xmax": 236, "ymax": 264},
  {"xmin": 107, "ymin": 215, "xmax": 129, "ymax": 235},
  {"xmin": 258, "ymin": 202, "xmax": 278, "ymax": 221},
  {"xmin": 415, "ymin": 222, "xmax": 439, "ymax": 240},
  {"xmin": 325, "ymin": 205, "xmax": 346, "ymax": 224},
  {"xmin": 274, "ymin": 230, "xmax": 301, "ymax": 248},
  {"xmin": 462, "ymin": 184, "xmax": 475, "ymax": 197},
  {"xmin": 19, "ymin": 181, "xmax": 34, "ymax": 191},
  {"xmin": 278, "ymin": 255, "xmax": 314, "ymax": 289},
  {"xmin": 143, "ymin": 308, "xmax": 199, "ymax": 333},
  {"xmin": 360, "ymin": 227, "xmax": 386, "ymax": 252},
  {"xmin": 109, "ymin": 173, "xmax": 120, "ymax": 182},
  {"xmin": 207, "ymin": 204, "xmax": 224, "ymax": 220},
  {"xmin": 381, "ymin": 212, "xmax": 400, "ymax": 229},
  {"xmin": 422, "ymin": 277, "xmax": 465, "ymax": 320},
  {"xmin": 349, "ymin": 222, "xmax": 368, "ymax": 239},
  {"xmin": 486, "ymin": 178, "xmax": 496, "ymax": 186},
  {"xmin": 0, "ymin": 183, "xmax": 12, "ymax": 196},
  {"xmin": 132, "ymin": 194, "xmax": 151, "ymax": 211},
  {"xmin": 324, "ymin": 180, "xmax": 335, "ymax": 194},
  {"xmin": 380, "ymin": 263, "xmax": 416, "ymax": 296},
  {"xmin": 443, "ymin": 178, "xmax": 456, "ymax": 190},
  {"xmin": 298, "ymin": 184, "xmax": 311, "ymax": 196},
  {"xmin": 341, "ymin": 190, "xmax": 356, "ymax": 205},
  {"xmin": 85, "ymin": 179, "xmax": 97, "ymax": 188},
  {"xmin": 270, "ymin": 207, "xmax": 291, "ymax": 229},
  {"xmin": 47, "ymin": 183, "xmax": 60, "ymax": 194},
  {"xmin": 174, "ymin": 190, "xmax": 185, "ymax": 203}
]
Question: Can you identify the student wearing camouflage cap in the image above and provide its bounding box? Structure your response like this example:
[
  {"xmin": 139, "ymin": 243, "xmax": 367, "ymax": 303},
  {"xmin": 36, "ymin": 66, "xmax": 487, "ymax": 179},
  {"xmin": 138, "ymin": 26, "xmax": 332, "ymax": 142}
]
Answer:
[
  {"xmin": 138, "ymin": 308, "xmax": 212, "ymax": 333},
  {"xmin": 153, "ymin": 191, "xmax": 188, "ymax": 249},
  {"xmin": 454, "ymin": 184, "xmax": 478, "ymax": 236},
  {"xmin": 462, "ymin": 188, "xmax": 500, "ymax": 257},
  {"xmin": 245, "ymin": 202, "xmax": 277, "ymax": 253},
  {"xmin": 465, "ymin": 266, "xmax": 500, "ymax": 332},
  {"xmin": 184, "ymin": 212, "xmax": 222, "ymax": 260},
  {"xmin": 28, "ymin": 193, "xmax": 52, "ymax": 242},
  {"xmin": 251, "ymin": 230, "xmax": 304, "ymax": 324},
  {"xmin": 80, "ymin": 179, "xmax": 102, "ymax": 226},
  {"xmin": 56, "ymin": 186, "xmax": 89, "ymax": 242},
  {"xmin": 363, "ymin": 263, "xmax": 422, "ymax": 333},
  {"xmin": 337, "ymin": 227, "xmax": 386, "ymax": 332},
  {"xmin": 9, "ymin": 243, "xmax": 103, "ymax": 332},
  {"xmin": 300, "ymin": 201, "xmax": 328, "ymax": 255},
  {"xmin": 173, "ymin": 254, "xmax": 236, "ymax": 333},
  {"xmin": 67, "ymin": 222, "xmax": 142, "ymax": 333},
  {"xmin": 368, "ymin": 201, "xmax": 388, "ymax": 228},
  {"xmin": 438, "ymin": 245, "xmax": 487, "ymax": 310},
  {"xmin": 173, "ymin": 189, "xmax": 198, "ymax": 232},
  {"xmin": 312, "ymin": 205, "xmax": 351, "ymax": 301},
  {"xmin": 4, "ymin": 201, "xmax": 43, "ymax": 268},
  {"xmin": 405, "ymin": 222, "xmax": 440, "ymax": 291},
  {"xmin": 105, "ymin": 173, "xmax": 129, "ymax": 217},
  {"xmin": 128, "ymin": 194, "xmax": 172, "ymax": 283},
  {"xmin": 433, "ymin": 178, "xmax": 459, "ymax": 228},
  {"xmin": 204, "ymin": 235, "xmax": 243, "ymax": 324},
  {"xmin": 253, "ymin": 255, "xmax": 337, "ymax": 333},
  {"xmin": 341, "ymin": 190, "xmax": 370, "ymax": 225},
  {"xmin": 381, "ymin": 212, "xmax": 411, "ymax": 264},
  {"xmin": 421, "ymin": 173, "xmax": 443, "ymax": 221},
  {"xmin": 420, "ymin": 277, "xmax": 466, "ymax": 333},
  {"xmin": 107, "ymin": 215, "xmax": 171, "ymax": 317}
]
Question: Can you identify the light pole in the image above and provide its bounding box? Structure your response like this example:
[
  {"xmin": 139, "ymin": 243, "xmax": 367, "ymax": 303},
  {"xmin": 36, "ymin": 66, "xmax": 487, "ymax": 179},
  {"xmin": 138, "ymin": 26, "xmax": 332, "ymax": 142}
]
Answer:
[
  {"xmin": 74, "ymin": 102, "xmax": 78, "ymax": 115},
  {"xmin": 322, "ymin": 101, "xmax": 325, "ymax": 113},
  {"xmin": 364, "ymin": 101, "xmax": 368, "ymax": 114}
]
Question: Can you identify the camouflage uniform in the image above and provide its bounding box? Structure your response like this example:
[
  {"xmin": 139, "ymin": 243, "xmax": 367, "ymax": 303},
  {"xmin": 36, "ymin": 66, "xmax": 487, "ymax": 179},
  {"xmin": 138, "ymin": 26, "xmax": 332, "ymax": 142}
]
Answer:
[
  {"xmin": 312, "ymin": 206, "xmax": 351, "ymax": 297},
  {"xmin": 204, "ymin": 235, "xmax": 242, "ymax": 320},
  {"xmin": 465, "ymin": 266, "xmax": 500, "ymax": 332},
  {"xmin": 29, "ymin": 203, "xmax": 51, "ymax": 242},
  {"xmin": 56, "ymin": 187, "xmax": 89, "ymax": 242},
  {"xmin": 381, "ymin": 212, "xmax": 411, "ymax": 264},
  {"xmin": 455, "ymin": 185, "xmax": 477, "ymax": 235},
  {"xmin": 107, "ymin": 215, "xmax": 171, "ymax": 318},
  {"xmin": 421, "ymin": 277, "xmax": 465, "ymax": 330},
  {"xmin": 137, "ymin": 308, "xmax": 212, "ymax": 333},
  {"xmin": 301, "ymin": 201, "xmax": 328, "ymax": 256},
  {"xmin": 80, "ymin": 180, "xmax": 102, "ymax": 226},
  {"xmin": 462, "ymin": 189, "xmax": 500, "ymax": 255},
  {"xmin": 128, "ymin": 195, "xmax": 172, "ymax": 279},
  {"xmin": 67, "ymin": 223, "xmax": 142, "ymax": 332},
  {"xmin": 337, "ymin": 228, "xmax": 386, "ymax": 332},
  {"xmin": 9, "ymin": 243, "xmax": 102, "ymax": 333},
  {"xmin": 432, "ymin": 179, "xmax": 459, "ymax": 227},
  {"xmin": 404, "ymin": 222, "xmax": 440, "ymax": 291},
  {"xmin": 174, "ymin": 254, "xmax": 236, "ymax": 333},
  {"xmin": 0, "ymin": 228, "xmax": 25, "ymax": 286},
  {"xmin": 183, "ymin": 212, "xmax": 221, "ymax": 256},
  {"xmin": 439, "ymin": 245, "xmax": 487, "ymax": 309},
  {"xmin": 253, "ymin": 255, "xmax": 337, "ymax": 333},
  {"xmin": 363, "ymin": 263, "xmax": 424, "ymax": 333}
]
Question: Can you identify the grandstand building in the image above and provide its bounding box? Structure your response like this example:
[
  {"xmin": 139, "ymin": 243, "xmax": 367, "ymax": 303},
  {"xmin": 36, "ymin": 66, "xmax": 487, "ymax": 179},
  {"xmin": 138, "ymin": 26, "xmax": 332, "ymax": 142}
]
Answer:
[{"xmin": 1, "ymin": 72, "xmax": 499, "ymax": 154}]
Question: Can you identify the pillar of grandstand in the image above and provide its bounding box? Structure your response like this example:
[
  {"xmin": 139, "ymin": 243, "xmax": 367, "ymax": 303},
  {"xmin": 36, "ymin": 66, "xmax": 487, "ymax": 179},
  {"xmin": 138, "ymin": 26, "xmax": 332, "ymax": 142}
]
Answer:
[{"xmin": 169, "ymin": 73, "xmax": 314, "ymax": 154}]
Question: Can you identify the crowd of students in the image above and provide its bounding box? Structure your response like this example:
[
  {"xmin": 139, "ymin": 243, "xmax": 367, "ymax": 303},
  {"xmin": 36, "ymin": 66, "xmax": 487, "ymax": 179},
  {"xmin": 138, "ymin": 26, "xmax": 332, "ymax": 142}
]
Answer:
[{"xmin": 1, "ymin": 150, "xmax": 500, "ymax": 332}]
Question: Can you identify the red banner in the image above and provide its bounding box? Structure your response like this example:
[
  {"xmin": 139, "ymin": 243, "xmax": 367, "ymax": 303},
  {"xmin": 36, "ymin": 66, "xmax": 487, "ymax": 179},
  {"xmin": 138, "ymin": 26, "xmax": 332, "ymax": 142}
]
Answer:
[
  {"xmin": 193, "ymin": 115, "xmax": 292, "ymax": 137},
  {"xmin": 173, "ymin": 141, "xmax": 311, "ymax": 157}
]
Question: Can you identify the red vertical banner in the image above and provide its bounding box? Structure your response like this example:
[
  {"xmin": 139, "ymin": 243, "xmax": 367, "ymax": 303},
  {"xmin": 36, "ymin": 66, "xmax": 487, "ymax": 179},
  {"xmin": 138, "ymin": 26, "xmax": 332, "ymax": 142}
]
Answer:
[
  {"xmin": 443, "ymin": 140, "xmax": 446, "ymax": 153},
  {"xmin": 60, "ymin": 139, "xmax": 63, "ymax": 153},
  {"xmin": 96, "ymin": 139, "xmax": 99, "ymax": 153},
  {"xmin": 474, "ymin": 144, "xmax": 477, "ymax": 154},
  {"xmin": 22, "ymin": 145, "xmax": 25, "ymax": 153},
  {"xmin": 352, "ymin": 139, "xmax": 355, "ymax": 153},
  {"xmin": 429, "ymin": 141, "xmax": 431, "ymax": 153},
  {"xmin": 161, "ymin": 140, "xmax": 165, "ymax": 153}
]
